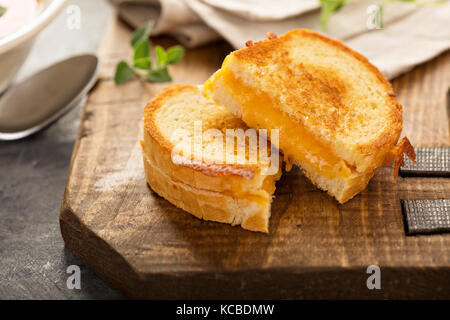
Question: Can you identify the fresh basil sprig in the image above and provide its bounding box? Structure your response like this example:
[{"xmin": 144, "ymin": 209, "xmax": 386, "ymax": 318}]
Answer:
[
  {"xmin": 114, "ymin": 20, "xmax": 185, "ymax": 85},
  {"xmin": 0, "ymin": 6, "xmax": 7, "ymax": 18}
]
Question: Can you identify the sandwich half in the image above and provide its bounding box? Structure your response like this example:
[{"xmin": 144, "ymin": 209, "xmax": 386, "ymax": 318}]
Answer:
[
  {"xmin": 204, "ymin": 29, "xmax": 415, "ymax": 203},
  {"xmin": 142, "ymin": 85, "xmax": 281, "ymax": 232}
]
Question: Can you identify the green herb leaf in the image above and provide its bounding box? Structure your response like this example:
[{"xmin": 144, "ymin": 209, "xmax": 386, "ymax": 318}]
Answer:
[
  {"xmin": 133, "ymin": 39, "xmax": 150, "ymax": 61},
  {"xmin": 114, "ymin": 61, "xmax": 135, "ymax": 85},
  {"xmin": 319, "ymin": 0, "xmax": 346, "ymax": 31},
  {"xmin": 375, "ymin": 4, "xmax": 383, "ymax": 29},
  {"xmin": 147, "ymin": 67, "xmax": 172, "ymax": 82},
  {"xmin": 114, "ymin": 19, "xmax": 184, "ymax": 85},
  {"xmin": 130, "ymin": 20, "xmax": 154, "ymax": 47},
  {"xmin": 134, "ymin": 57, "xmax": 152, "ymax": 69},
  {"xmin": 166, "ymin": 46, "xmax": 185, "ymax": 65},
  {"xmin": 155, "ymin": 45, "xmax": 168, "ymax": 67},
  {"xmin": 0, "ymin": 6, "xmax": 7, "ymax": 18}
]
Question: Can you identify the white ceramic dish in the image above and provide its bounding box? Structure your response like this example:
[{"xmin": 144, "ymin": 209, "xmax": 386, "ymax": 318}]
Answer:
[{"xmin": 0, "ymin": 0, "xmax": 67, "ymax": 93}]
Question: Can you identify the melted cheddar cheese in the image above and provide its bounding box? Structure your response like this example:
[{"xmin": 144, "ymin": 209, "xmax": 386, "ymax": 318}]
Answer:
[{"xmin": 205, "ymin": 68, "xmax": 353, "ymax": 180}]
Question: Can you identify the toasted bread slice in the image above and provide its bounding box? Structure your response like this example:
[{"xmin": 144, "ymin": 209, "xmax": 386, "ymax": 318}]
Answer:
[
  {"xmin": 204, "ymin": 29, "xmax": 415, "ymax": 203},
  {"xmin": 142, "ymin": 85, "xmax": 281, "ymax": 232}
]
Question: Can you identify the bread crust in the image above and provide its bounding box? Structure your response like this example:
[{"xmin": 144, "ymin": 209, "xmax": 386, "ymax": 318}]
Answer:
[{"xmin": 143, "ymin": 153, "xmax": 270, "ymax": 232}]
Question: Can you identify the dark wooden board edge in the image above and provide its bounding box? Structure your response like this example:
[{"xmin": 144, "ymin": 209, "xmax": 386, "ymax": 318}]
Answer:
[{"xmin": 60, "ymin": 204, "xmax": 450, "ymax": 299}]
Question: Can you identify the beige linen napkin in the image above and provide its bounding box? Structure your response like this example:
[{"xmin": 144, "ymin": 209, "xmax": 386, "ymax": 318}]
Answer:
[
  {"xmin": 110, "ymin": 0, "xmax": 220, "ymax": 47},
  {"xmin": 111, "ymin": 0, "xmax": 450, "ymax": 79}
]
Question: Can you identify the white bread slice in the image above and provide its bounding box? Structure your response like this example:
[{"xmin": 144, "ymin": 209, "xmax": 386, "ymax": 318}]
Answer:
[
  {"xmin": 204, "ymin": 29, "xmax": 414, "ymax": 203},
  {"xmin": 142, "ymin": 85, "xmax": 281, "ymax": 232}
]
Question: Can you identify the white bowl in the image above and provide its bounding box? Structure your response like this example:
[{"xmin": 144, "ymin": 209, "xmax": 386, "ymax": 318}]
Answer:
[{"xmin": 0, "ymin": 0, "xmax": 67, "ymax": 93}]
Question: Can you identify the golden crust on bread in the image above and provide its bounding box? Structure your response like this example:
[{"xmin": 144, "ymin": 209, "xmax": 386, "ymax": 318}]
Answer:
[
  {"xmin": 142, "ymin": 84, "xmax": 281, "ymax": 232},
  {"xmin": 204, "ymin": 29, "xmax": 414, "ymax": 203}
]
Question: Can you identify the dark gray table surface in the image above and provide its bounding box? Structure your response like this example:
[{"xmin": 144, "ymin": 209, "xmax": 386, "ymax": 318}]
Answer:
[{"xmin": 0, "ymin": 0, "xmax": 123, "ymax": 299}]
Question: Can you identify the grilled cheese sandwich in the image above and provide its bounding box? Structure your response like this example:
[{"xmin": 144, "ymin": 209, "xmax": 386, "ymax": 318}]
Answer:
[
  {"xmin": 142, "ymin": 85, "xmax": 281, "ymax": 232},
  {"xmin": 204, "ymin": 29, "xmax": 415, "ymax": 203}
]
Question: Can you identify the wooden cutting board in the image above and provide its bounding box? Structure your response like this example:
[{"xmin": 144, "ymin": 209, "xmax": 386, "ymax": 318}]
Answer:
[{"xmin": 60, "ymin": 16, "xmax": 450, "ymax": 299}]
